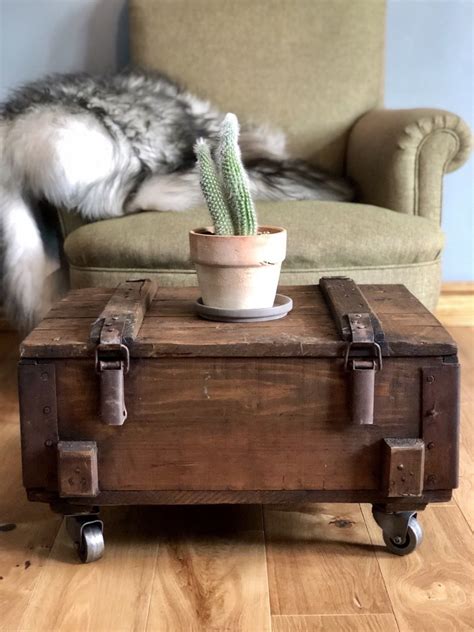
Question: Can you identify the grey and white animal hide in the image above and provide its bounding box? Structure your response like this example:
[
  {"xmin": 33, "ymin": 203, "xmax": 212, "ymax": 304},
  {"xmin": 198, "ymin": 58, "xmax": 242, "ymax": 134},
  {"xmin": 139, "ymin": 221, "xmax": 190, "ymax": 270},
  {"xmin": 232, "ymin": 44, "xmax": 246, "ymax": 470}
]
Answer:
[{"xmin": 0, "ymin": 68, "xmax": 353, "ymax": 329}]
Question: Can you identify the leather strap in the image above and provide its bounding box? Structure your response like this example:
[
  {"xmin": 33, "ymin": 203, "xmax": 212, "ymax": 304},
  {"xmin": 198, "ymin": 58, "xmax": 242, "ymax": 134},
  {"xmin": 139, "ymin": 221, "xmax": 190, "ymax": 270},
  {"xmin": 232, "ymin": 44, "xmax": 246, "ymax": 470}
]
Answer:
[
  {"xmin": 320, "ymin": 277, "xmax": 384, "ymax": 425},
  {"xmin": 319, "ymin": 276, "xmax": 384, "ymax": 345},
  {"xmin": 91, "ymin": 279, "xmax": 156, "ymax": 426}
]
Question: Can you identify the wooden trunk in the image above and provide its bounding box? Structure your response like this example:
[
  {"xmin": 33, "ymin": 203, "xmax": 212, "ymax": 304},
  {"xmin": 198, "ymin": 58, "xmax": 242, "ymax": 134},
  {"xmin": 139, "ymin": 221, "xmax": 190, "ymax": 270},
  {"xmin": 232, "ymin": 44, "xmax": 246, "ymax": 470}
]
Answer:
[{"xmin": 19, "ymin": 281, "xmax": 459, "ymax": 512}]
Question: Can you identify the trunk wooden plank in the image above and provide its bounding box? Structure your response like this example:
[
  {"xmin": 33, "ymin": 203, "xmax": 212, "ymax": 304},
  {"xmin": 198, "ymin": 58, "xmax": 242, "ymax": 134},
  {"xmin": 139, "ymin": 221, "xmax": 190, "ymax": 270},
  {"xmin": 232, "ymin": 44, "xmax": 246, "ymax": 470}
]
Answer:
[
  {"xmin": 52, "ymin": 357, "xmax": 428, "ymax": 492},
  {"xmin": 20, "ymin": 284, "xmax": 457, "ymax": 358}
]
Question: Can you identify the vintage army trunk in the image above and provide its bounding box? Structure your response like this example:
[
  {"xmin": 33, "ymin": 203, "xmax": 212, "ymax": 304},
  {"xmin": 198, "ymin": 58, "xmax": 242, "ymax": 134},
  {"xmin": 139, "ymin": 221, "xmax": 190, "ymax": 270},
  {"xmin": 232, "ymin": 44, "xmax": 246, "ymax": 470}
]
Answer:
[{"xmin": 19, "ymin": 278, "xmax": 460, "ymax": 562}]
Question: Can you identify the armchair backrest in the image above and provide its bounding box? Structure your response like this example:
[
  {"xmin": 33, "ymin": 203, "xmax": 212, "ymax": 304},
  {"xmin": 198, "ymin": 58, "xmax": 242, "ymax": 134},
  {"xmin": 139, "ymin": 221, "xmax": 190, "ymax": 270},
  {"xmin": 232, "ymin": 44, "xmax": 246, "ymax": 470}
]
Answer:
[{"xmin": 130, "ymin": 0, "xmax": 386, "ymax": 175}]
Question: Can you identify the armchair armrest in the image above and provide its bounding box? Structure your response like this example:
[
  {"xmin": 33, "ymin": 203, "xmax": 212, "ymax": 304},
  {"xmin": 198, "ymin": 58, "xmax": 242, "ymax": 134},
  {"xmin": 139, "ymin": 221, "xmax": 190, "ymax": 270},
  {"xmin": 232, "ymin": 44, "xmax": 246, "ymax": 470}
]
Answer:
[{"xmin": 346, "ymin": 108, "xmax": 472, "ymax": 223}]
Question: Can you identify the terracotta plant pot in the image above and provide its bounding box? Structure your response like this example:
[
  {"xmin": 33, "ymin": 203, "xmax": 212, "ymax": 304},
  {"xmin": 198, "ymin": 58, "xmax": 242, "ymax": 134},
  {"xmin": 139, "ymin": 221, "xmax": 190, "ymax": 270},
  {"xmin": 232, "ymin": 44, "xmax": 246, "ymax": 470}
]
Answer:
[{"xmin": 189, "ymin": 226, "xmax": 287, "ymax": 310}]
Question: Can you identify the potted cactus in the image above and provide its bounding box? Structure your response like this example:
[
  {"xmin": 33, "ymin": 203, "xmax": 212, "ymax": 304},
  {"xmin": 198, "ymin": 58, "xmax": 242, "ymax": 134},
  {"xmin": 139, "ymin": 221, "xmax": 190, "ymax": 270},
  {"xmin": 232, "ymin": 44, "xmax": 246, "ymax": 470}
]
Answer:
[{"xmin": 189, "ymin": 113, "xmax": 287, "ymax": 311}]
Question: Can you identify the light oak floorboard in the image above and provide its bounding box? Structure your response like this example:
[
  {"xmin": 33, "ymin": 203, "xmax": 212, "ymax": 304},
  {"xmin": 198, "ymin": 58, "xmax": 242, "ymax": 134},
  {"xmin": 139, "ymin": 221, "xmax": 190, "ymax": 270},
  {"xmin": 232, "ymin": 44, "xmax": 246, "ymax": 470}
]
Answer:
[
  {"xmin": 0, "ymin": 332, "xmax": 20, "ymax": 425},
  {"xmin": 0, "ymin": 424, "xmax": 62, "ymax": 632},
  {"xmin": 18, "ymin": 506, "xmax": 159, "ymax": 632},
  {"xmin": 449, "ymin": 327, "xmax": 474, "ymax": 364},
  {"xmin": 436, "ymin": 283, "xmax": 474, "ymax": 327},
  {"xmin": 0, "ymin": 334, "xmax": 62, "ymax": 631},
  {"xmin": 264, "ymin": 504, "xmax": 392, "ymax": 616},
  {"xmin": 19, "ymin": 506, "xmax": 272, "ymax": 632},
  {"xmin": 454, "ymin": 403, "xmax": 474, "ymax": 531},
  {"xmin": 271, "ymin": 613, "xmax": 399, "ymax": 632},
  {"xmin": 145, "ymin": 505, "xmax": 271, "ymax": 632},
  {"xmin": 446, "ymin": 327, "xmax": 474, "ymax": 526},
  {"xmin": 449, "ymin": 327, "xmax": 474, "ymax": 404},
  {"xmin": 441, "ymin": 282, "xmax": 474, "ymax": 293},
  {"xmin": 361, "ymin": 503, "xmax": 474, "ymax": 632}
]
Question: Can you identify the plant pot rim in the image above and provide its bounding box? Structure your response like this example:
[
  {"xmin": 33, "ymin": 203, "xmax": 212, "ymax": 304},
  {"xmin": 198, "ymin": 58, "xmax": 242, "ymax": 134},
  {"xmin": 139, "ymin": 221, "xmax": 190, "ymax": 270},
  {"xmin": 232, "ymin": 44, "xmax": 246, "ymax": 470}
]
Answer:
[
  {"xmin": 190, "ymin": 225, "xmax": 286, "ymax": 238},
  {"xmin": 189, "ymin": 224, "xmax": 287, "ymax": 267}
]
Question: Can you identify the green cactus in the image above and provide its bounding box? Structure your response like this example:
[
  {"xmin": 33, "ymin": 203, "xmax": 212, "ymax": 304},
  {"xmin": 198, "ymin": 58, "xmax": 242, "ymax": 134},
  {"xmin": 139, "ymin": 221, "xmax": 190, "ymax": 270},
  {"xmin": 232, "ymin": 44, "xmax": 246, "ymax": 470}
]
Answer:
[
  {"xmin": 217, "ymin": 113, "xmax": 258, "ymax": 236},
  {"xmin": 194, "ymin": 138, "xmax": 234, "ymax": 235},
  {"xmin": 194, "ymin": 113, "xmax": 258, "ymax": 236}
]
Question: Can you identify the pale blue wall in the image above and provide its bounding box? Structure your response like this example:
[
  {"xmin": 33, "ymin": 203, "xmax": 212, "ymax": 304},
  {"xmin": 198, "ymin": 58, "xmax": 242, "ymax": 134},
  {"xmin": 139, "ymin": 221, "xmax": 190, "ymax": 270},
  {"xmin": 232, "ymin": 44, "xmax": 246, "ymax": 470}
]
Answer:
[
  {"xmin": 385, "ymin": 0, "xmax": 473, "ymax": 280},
  {"xmin": 0, "ymin": 0, "xmax": 128, "ymax": 99},
  {"xmin": 1, "ymin": 0, "xmax": 472, "ymax": 280}
]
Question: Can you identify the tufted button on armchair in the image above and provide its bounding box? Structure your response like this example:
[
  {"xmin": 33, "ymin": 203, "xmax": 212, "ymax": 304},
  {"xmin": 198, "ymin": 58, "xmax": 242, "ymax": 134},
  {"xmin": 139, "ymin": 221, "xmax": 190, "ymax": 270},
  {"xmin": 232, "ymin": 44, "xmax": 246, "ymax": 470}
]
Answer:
[{"xmin": 59, "ymin": 0, "xmax": 471, "ymax": 309}]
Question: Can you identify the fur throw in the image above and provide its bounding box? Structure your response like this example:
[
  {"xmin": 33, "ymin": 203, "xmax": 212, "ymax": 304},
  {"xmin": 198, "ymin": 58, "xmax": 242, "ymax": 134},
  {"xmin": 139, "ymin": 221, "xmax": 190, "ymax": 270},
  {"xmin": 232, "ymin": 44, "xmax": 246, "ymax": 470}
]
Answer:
[{"xmin": 0, "ymin": 68, "xmax": 353, "ymax": 329}]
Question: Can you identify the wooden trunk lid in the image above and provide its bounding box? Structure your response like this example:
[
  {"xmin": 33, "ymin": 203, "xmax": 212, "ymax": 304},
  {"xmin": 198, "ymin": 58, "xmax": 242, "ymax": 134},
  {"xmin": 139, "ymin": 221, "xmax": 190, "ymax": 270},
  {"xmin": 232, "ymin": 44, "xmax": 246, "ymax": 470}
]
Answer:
[{"xmin": 20, "ymin": 283, "xmax": 456, "ymax": 359}]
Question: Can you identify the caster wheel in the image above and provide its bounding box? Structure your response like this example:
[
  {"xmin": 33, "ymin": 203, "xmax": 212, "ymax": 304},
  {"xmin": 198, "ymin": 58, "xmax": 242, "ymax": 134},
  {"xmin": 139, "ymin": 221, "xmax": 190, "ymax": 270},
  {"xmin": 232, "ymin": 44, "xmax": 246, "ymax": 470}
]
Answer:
[
  {"xmin": 78, "ymin": 523, "xmax": 105, "ymax": 563},
  {"xmin": 383, "ymin": 516, "xmax": 423, "ymax": 556}
]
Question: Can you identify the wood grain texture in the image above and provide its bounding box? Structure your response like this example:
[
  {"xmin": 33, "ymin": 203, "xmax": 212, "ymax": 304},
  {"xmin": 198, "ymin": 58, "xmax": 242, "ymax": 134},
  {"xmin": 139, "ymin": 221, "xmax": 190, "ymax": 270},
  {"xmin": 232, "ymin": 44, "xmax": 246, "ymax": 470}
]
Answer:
[
  {"xmin": 53, "ymin": 356, "xmax": 430, "ymax": 492},
  {"xmin": 57, "ymin": 441, "xmax": 99, "ymax": 497},
  {"xmin": 0, "ymin": 332, "xmax": 21, "ymax": 422},
  {"xmin": 383, "ymin": 438, "xmax": 425, "ymax": 497},
  {"xmin": 454, "ymin": 405, "xmax": 474, "ymax": 531},
  {"xmin": 89, "ymin": 278, "xmax": 156, "ymax": 345},
  {"xmin": 0, "ymin": 424, "xmax": 62, "ymax": 632},
  {"xmin": 272, "ymin": 614, "xmax": 399, "ymax": 632},
  {"xmin": 0, "ymin": 335, "xmax": 62, "ymax": 632},
  {"xmin": 1, "ymin": 287, "xmax": 472, "ymax": 632},
  {"xmin": 436, "ymin": 283, "xmax": 474, "ymax": 327},
  {"xmin": 449, "ymin": 328, "xmax": 474, "ymax": 404},
  {"xmin": 145, "ymin": 505, "xmax": 271, "ymax": 631},
  {"xmin": 19, "ymin": 505, "xmax": 271, "ymax": 632},
  {"xmin": 264, "ymin": 504, "xmax": 392, "ymax": 616},
  {"xmin": 421, "ymin": 363, "xmax": 460, "ymax": 492},
  {"xmin": 20, "ymin": 284, "xmax": 457, "ymax": 358},
  {"xmin": 27, "ymin": 488, "xmax": 452, "ymax": 508},
  {"xmin": 18, "ymin": 507, "xmax": 158, "ymax": 632},
  {"xmin": 452, "ymin": 328, "xmax": 474, "ymax": 529},
  {"xmin": 361, "ymin": 503, "xmax": 474, "ymax": 631},
  {"xmin": 319, "ymin": 277, "xmax": 385, "ymax": 343},
  {"xmin": 18, "ymin": 363, "xmax": 59, "ymax": 490}
]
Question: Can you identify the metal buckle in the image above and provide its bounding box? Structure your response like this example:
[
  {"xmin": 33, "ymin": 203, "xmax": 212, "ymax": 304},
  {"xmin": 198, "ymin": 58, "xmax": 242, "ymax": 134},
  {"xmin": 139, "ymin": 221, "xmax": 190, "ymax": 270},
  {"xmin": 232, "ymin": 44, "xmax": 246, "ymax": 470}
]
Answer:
[
  {"xmin": 344, "ymin": 341, "xmax": 383, "ymax": 371},
  {"xmin": 95, "ymin": 343, "xmax": 130, "ymax": 374}
]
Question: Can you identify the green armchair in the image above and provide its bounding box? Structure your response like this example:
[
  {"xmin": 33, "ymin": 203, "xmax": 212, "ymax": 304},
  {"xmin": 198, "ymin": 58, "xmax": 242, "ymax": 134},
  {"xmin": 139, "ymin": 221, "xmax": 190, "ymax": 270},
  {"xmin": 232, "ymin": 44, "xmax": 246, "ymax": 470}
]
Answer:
[{"xmin": 58, "ymin": 0, "xmax": 471, "ymax": 309}]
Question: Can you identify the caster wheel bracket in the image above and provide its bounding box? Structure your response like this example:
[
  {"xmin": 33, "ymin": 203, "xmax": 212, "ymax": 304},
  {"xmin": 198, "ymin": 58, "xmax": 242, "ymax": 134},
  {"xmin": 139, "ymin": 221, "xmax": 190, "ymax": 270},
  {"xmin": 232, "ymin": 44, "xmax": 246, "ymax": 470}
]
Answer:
[
  {"xmin": 66, "ymin": 514, "xmax": 103, "ymax": 548},
  {"xmin": 372, "ymin": 506, "xmax": 417, "ymax": 542}
]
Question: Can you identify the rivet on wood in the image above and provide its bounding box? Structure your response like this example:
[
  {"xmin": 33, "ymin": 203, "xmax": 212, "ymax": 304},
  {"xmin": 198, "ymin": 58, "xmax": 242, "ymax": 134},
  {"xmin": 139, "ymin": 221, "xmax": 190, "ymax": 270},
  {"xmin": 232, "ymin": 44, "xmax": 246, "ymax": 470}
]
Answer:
[
  {"xmin": 427, "ymin": 474, "xmax": 437, "ymax": 485},
  {"xmin": 43, "ymin": 406, "xmax": 51, "ymax": 415},
  {"xmin": 427, "ymin": 442, "xmax": 435, "ymax": 450},
  {"xmin": 397, "ymin": 463, "xmax": 404, "ymax": 470},
  {"xmin": 426, "ymin": 375, "xmax": 435, "ymax": 383},
  {"xmin": 44, "ymin": 440, "xmax": 53, "ymax": 447},
  {"xmin": 40, "ymin": 372, "xmax": 49, "ymax": 381}
]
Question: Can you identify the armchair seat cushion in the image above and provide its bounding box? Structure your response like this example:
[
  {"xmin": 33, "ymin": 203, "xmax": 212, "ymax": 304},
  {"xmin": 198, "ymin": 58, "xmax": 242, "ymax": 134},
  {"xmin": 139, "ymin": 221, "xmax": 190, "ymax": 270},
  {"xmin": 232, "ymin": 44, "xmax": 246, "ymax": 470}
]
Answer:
[{"xmin": 64, "ymin": 201, "xmax": 444, "ymax": 308}]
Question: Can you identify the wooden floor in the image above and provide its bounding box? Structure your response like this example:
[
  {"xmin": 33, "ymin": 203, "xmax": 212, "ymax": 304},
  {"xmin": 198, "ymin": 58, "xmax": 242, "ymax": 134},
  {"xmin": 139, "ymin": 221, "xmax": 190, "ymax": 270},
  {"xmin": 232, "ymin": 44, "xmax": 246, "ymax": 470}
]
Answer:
[{"xmin": 0, "ymin": 287, "xmax": 473, "ymax": 632}]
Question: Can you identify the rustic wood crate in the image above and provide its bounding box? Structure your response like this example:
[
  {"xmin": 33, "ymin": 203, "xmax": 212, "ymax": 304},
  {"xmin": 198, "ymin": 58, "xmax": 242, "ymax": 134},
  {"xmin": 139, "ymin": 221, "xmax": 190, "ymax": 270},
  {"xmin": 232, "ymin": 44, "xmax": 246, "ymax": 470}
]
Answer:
[{"xmin": 18, "ymin": 280, "xmax": 460, "ymax": 560}]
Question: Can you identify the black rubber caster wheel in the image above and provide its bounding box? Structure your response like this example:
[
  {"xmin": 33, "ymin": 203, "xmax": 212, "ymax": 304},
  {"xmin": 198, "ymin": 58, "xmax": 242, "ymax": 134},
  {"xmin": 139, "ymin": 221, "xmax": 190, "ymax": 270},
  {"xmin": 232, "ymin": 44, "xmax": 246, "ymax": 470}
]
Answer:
[
  {"xmin": 383, "ymin": 516, "xmax": 423, "ymax": 556},
  {"xmin": 78, "ymin": 523, "xmax": 105, "ymax": 563}
]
